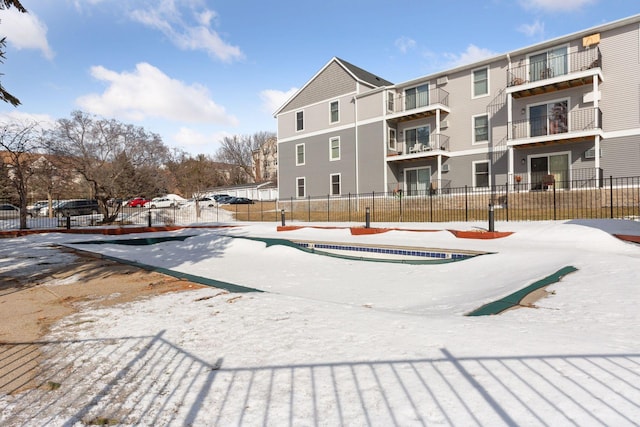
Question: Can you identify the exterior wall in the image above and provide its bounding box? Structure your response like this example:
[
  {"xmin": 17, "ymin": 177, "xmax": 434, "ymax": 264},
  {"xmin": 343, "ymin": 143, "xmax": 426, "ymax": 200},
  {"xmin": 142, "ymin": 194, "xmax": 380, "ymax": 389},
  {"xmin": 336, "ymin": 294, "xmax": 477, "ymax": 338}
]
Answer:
[
  {"xmin": 599, "ymin": 22, "xmax": 640, "ymax": 131},
  {"xmin": 277, "ymin": 16, "xmax": 640, "ymax": 201}
]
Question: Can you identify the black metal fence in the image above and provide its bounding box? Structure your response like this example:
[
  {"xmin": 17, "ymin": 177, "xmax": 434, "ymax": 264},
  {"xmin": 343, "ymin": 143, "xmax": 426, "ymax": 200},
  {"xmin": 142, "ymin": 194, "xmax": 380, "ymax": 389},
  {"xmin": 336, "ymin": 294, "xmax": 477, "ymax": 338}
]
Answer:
[
  {"xmin": 278, "ymin": 175, "xmax": 640, "ymax": 224},
  {"xmin": 2, "ymin": 175, "xmax": 640, "ymax": 231}
]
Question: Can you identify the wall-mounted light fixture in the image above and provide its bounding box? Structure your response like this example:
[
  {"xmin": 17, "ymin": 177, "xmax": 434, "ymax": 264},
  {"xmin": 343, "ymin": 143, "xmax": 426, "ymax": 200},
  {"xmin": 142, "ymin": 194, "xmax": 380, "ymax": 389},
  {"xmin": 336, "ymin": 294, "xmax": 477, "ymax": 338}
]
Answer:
[
  {"xmin": 521, "ymin": 158, "xmax": 526, "ymax": 165},
  {"xmin": 521, "ymin": 108, "xmax": 526, "ymax": 115}
]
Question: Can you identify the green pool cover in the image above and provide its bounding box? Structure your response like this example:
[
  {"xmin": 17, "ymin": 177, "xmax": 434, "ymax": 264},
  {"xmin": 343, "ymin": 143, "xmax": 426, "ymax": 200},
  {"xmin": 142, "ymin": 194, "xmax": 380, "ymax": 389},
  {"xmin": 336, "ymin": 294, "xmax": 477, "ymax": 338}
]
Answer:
[{"xmin": 466, "ymin": 266, "xmax": 578, "ymax": 316}]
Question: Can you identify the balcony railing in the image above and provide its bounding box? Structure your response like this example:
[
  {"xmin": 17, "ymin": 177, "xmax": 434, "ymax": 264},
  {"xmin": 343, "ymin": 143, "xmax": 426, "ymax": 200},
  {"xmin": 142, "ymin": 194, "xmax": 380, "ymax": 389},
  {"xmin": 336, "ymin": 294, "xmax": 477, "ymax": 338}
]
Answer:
[
  {"xmin": 507, "ymin": 47, "xmax": 601, "ymax": 87},
  {"xmin": 395, "ymin": 133, "xmax": 450, "ymax": 155},
  {"xmin": 508, "ymin": 107, "xmax": 601, "ymax": 141},
  {"xmin": 388, "ymin": 87, "xmax": 449, "ymax": 115}
]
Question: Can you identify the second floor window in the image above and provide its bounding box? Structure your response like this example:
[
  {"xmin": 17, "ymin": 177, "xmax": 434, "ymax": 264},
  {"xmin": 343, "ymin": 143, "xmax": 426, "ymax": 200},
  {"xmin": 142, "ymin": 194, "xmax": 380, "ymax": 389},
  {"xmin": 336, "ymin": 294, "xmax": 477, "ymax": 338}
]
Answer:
[
  {"xmin": 296, "ymin": 143, "xmax": 305, "ymax": 165},
  {"xmin": 388, "ymin": 128, "xmax": 397, "ymax": 151},
  {"xmin": 330, "ymin": 101, "xmax": 339, "ymax": 123},
  {"xmin": 474, "ymin": 115, "xmax": 489, "ymax": 143},
  {"xmin": 296, "ymin": 111, "xmax": 304, "ymax": 131},
  {"xmin": 330, "ymin": 137, "xmax": 340, "ymax": 161},
  {"xmin": 473, "ymin": 67, "xmax": 488, "ymax": 97}
]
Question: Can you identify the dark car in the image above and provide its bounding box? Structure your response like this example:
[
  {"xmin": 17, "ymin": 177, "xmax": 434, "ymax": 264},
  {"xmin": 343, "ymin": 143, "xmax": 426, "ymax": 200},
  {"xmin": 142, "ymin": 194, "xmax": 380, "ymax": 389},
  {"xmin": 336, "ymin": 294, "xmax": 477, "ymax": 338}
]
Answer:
[
  {"xmin": 215, "ymin": 195, "xmax": 234, "ymax": 204},
  {"xmin": 0, "ymin": 203, "xmax": 21, "ymax": 219},
  {"xmin": 227, "ymin": 197, "xmax": 254, "ymax": 204},
  {"xmin": 53, "ymin": 199, "xmax": 100, "ymax": 217}
]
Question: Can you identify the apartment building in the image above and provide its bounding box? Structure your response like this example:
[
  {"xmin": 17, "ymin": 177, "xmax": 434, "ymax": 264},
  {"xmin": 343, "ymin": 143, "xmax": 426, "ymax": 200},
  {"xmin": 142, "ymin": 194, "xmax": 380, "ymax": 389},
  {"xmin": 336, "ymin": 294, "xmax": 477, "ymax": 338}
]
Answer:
[
  {"xmin": 252, "ymin": 137, "xmax": 278, "ymax": 183},
  {"xmin": 275, "ymin": 14, "xmax": 640, "ymax": 199}
]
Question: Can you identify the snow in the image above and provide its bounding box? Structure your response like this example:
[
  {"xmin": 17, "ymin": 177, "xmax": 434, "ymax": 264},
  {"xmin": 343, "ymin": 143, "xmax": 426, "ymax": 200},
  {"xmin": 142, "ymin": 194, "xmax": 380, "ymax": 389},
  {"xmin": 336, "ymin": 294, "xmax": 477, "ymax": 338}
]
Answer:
[{"xmin": 1, "ymin": 219, "xmax": 640, "ymax": 426}]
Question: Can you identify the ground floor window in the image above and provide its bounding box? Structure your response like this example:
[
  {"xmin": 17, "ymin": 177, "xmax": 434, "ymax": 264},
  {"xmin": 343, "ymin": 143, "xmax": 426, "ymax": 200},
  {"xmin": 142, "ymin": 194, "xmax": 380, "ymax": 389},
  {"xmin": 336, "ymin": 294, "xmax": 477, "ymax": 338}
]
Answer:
[
  {"xmin": 330, "ymin": 173, "xmax": 341, "ymax": 196},
  {"xmin": 404, "ymin": 167, "xmax": 430, "ymax": 195},
  {"xmin": 473, "ymin": 161, "xmax": 490, "ymax": 188},
  {"xmin": 296, "ymin": 177, "xmax": 306, "ymax": 198}
]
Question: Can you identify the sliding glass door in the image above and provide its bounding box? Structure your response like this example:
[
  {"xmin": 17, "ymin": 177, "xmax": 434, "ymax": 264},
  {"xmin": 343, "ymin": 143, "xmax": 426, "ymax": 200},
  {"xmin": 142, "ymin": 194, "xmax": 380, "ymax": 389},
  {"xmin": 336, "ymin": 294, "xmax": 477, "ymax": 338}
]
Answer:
[{"xmin": 405, "ymin": 167, "xmax": 431, "ymax": 195}]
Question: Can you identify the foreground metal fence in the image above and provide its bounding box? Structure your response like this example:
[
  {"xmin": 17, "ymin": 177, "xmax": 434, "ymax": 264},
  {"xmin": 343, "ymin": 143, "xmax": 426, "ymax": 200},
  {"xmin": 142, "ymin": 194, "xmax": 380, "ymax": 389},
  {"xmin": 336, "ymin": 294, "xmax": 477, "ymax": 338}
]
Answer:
[
  {"xmin": 2, "ymin": 176, "xmax": 640, "ymax": 231},
  {"xmin": 278, "ymin": 175, "xmax": 640, "ymax": 224}
]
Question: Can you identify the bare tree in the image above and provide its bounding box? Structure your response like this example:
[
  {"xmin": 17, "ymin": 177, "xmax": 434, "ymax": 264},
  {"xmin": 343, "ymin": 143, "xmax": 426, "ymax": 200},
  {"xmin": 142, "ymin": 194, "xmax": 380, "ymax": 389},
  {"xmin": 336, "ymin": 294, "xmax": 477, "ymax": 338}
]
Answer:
[
  {"xmin": 0, "ymin": 119, "xmax": 41, "ymax": 228},
  {"xmin": 49, "ymin": 111, "xmax": 170, "ymax": 223},
  {"xmin": 0, "ymin": 0, "xmax": 27, "ymax": 107},
  {"xmin": 215, "ymin": 131, "xmax": 275, "ymax": 183}
]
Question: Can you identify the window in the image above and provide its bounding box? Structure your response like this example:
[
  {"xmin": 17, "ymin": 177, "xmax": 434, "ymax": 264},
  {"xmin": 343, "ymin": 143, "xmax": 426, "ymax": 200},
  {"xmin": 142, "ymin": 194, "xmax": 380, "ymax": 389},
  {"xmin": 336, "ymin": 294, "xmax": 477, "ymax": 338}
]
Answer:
[
  {"xmin": 473, "ymin": 67, "xmax": 488, "ymax": 97},
  {"xmin": 405, "ymin": 125, "xmax": 430, "ymax": 152},
  {"xmin": 473, "ymin": 114, "xmax": 489, "ymax": 143},
  {"xmin": 404, "ymin": 167, "xmax": 431, "ymax": 196},
  {"xmin": 387, "ymin": 91, "xmax": 395, "ymax": 112},
  {"xmin": 330, "ymin": 101, "xmax": 339, "ymax": 123},
  {"xmin": 529, "ymin": 46, "xmax": 568, "ymax": 81},
  {"xmin": 296, "ymin": 143, "xmax": 305, "ymax": 166},
  {"xmin": 329, "ymin": 137, "xmax": 340, "ymax": 161},
  {"xmin": 473, "ymin": 161, "xmax": 490, "ymax": 188},
  {"xmin": 296, "ymin": 177, "xmax": 306, "ymax": 198},
  {"xmin": 330, "ymin": 173, "xmax": 341, "ymax": 196},
  {"xmin": 388, "ymin": 128, "xmax": 397, "ymax": 151},
  {"xmin": 296, "ymin": 111, "xmax": 304, "ymax": 131},
  {"xmin": 405, "ymin": 84, "xmax": 429, "ymax": 110}
]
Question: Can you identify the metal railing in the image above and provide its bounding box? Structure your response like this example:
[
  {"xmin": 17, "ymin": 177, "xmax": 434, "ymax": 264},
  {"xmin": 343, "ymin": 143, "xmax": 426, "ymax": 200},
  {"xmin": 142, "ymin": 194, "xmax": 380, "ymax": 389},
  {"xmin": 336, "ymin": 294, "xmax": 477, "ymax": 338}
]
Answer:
[
  {"xmin": 388, "ymin": 87, "xmax": 449, "ymax": 115},
  {"xmin": 396, "ymin": 133, "xmax": 450, "ymax": 154},
  {"xmin": 509, "ymin": 107, "xmax": 601, "ymax": 140},
  {"xmin": 507, "ymin": 47, "xmax": 601, "ymax": 87}
]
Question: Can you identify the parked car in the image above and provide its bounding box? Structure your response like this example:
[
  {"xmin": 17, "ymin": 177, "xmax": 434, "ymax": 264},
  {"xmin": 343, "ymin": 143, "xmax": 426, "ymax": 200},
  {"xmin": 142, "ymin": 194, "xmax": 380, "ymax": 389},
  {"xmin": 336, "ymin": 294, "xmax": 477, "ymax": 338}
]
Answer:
[
  {"xmin": 27, "ymin": 200, "xmax": 48, "ymax": 217},
  {"xmin": 126, "ymin": 197, "xmax": 151, "ymax": 208},
  {"xmin": 215, "ymin": 195, "xmax": 234, "ymax": 204},
  {"xmin": 227, "ymin": 197, "xmax": 254, "ymax": 204},
  {"xmin": 213, "ymin": 194, "xmax": 230, "ymax": 202},
  {"xmin": 145, "ymin": 197, "xmax": 180, "ymax": 209},
  {"xmin": 195, "ymin": 197, "xmax": 216, "ymax": 207},
  {"xmin": 53, "ymin": 199, "xmax": 100, "ymax": 217},
  {"xmin": 0, "ymin": 203, "xmax": 21, "ymax": 219}
]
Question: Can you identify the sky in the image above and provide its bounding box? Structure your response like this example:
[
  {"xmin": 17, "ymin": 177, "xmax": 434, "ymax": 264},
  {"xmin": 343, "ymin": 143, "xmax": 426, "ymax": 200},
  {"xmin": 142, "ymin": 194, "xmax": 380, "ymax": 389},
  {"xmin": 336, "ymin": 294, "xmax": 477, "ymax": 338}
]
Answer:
[
  {"xmin": 0, "ymin": 1, "xmax": 638, "ymax": 158},
  {"xmin": 1, "ymin": 218, "xmax": 640, "ymax": 424}
]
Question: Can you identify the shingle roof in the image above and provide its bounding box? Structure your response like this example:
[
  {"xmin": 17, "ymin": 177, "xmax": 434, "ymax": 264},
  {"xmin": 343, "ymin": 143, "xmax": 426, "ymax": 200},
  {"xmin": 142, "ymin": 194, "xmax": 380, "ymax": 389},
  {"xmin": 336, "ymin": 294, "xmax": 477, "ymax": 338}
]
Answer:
[{"xmin": 335, "ymin": 57, "xmax": 393, "ymax": 87}]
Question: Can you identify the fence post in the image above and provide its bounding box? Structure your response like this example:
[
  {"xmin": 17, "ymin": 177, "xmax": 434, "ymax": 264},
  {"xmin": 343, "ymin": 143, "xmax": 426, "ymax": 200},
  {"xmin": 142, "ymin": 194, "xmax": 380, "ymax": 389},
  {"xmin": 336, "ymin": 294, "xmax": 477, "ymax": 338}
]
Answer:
[
  {"xmin": 610, "ymin": 175, "xmax": 614, "ymax": 218},
  {"xmin": 505, "ymin": 183, "xmax": 509, "ymax": 222},
  {"xmin": 553, "ymin": 183, "xmax": 557, "ymax": 221},
  {"xmin": 308, "ymin": 195, "xmax": 311, "ymax": 222},
  {"xmin": 372, "ymin": 191, "xmax": 375, "ymax": 222},
  {"xmin": 429, "ymin": 189, "xmax": 433, "ymax": 223},
  {"xmin": 348, "ymin": 193, "xmax": 351, "ymax": 223},
  {"xmin": 465, "ymin": 185, "xmax": 468, "ymax": 222}
]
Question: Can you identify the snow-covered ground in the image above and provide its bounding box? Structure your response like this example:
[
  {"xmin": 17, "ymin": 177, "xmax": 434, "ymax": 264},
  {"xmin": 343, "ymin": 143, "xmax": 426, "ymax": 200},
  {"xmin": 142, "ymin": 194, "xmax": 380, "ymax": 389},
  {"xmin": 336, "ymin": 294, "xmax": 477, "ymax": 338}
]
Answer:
[{"xmin": 1, "ymin": 219, "xmax": 640, "ymax": 426}]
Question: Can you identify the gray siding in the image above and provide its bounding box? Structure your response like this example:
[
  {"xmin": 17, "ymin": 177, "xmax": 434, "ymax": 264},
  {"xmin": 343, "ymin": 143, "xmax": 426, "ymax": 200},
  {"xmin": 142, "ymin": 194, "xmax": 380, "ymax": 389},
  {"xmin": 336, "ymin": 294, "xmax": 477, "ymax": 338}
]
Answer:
[
  {"xmin": 279, "ymin": 62, "xmax": 357, "ymax": 115},
  {"xmin": 356, "ymin": 122, "xmax": 386, "ymax": 193},
  {"xmin": 601, "ymin": 135, "xmax": 640, "ymax": 178}
]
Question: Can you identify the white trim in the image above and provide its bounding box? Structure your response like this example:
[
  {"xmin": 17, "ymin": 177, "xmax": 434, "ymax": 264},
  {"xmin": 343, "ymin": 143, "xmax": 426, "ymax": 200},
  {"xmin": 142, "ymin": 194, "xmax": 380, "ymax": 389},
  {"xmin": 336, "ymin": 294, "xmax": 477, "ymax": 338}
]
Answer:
[
  {"xmin": 295, "ymin": 176, "xmax": 306, "ymax": 198},
  {"xmin": 329, "ymin": 173, "xmax": 341, "ymax": 196},
  {"xmin": 472, "ymin": 160, "xmax": 491, "ymax": 189},
  {"xmin": 329, "ymin": 100, "xmax": 340, "ymax": 124},
  {"xmin": 472, "ymin": 113, "xmax": 490, "ymax": 145},
  {"xmin": 329, "ymin": 136, "xmax": 341, "ymax": 161},
  {"xmin": 471, "ymin": 66, "xmax": 489, "ymax": 99},
  {"xmin": 295, "ymin": 143, "xmax": 305, "ymax": 166}
]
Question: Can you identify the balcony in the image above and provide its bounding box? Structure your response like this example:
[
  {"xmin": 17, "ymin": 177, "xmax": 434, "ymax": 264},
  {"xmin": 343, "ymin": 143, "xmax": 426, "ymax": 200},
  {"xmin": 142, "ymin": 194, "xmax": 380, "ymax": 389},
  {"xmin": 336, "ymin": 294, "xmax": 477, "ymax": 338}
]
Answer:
[
  {"xmin": 387, "ymin": 133, "xmax": 450, "ymax": 162},
  {"xmin": 506, "ymin": 48, "xmax": 601, "ymax": 99},
  {"xmin": 508, "ymin": 107, "xmax": 602, "ymax": 146},
  {"xmin": 386, "ymin": 87, "xmax": 450, "ymax": 123}
]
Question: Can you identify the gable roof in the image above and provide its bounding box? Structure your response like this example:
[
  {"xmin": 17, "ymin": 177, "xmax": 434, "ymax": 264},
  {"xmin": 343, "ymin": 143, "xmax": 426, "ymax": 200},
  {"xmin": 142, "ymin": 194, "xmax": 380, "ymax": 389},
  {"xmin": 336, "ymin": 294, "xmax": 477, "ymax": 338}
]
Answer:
[
  {"xmin": 335, "ymin": 57, "xmax": 393, "ymax": 88},
  {"xmin": 274, "ymin": 57, "xmax": 393, "ymax": 116}
]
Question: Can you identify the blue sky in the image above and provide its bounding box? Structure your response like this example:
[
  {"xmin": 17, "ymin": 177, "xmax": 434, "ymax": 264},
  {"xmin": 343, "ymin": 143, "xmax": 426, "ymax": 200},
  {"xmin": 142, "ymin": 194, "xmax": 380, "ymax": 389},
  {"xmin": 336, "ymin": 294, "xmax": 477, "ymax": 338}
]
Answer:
[{"xmin": 0, "ymin": 0, "xmax": 638, "ymax": 157}]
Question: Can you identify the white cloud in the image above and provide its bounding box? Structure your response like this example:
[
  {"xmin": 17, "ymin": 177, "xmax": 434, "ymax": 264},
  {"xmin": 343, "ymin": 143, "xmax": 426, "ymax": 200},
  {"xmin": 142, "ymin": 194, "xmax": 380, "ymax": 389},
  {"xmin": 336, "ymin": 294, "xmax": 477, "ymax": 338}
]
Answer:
[
  {"xmin": 76, "ymin": 62, "xmax": 239, "ymax": 125},
  {"xmin": 395, "ymin": 36, "xmax": 417, "ymax": 54},
  {"xmin": 129, "ymin": 2, "xmax": 243, "ymax": 63},
  {"xmin": 518, "ymin": 20, "xmax": 545, "ymax": 38},
  {"xmin": 0, "ymin": 111, "xmax": 56, "ymax": 129},
  {"xmin": 519, "ymin": 0, "xmax": 596, "ymax": 12},
  {"xmin": 0, "ymin": 8, "xmax": 54, "ymax": 60},
  {"xmin": 260, "ymin": 88, "xmax": 298, "ymax": 115},
  {"xmin": 172, "ymin": 127, "xmax": 229, "ymax": 154},
  {"xmin": 444, "ymin": 44, "xmax": 497, "ymax": 68}
]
